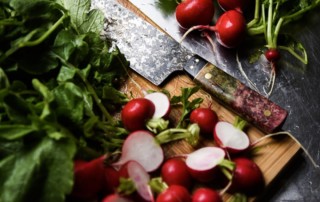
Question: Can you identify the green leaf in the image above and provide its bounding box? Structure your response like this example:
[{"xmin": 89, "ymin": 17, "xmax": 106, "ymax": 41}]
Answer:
[
  {"xmin": 53, "ymin": 82, "xmax": 85, "ymax": 125},
  {"xmin": 0, "ymin": 136, "xmax": 76, "ymax": 202},
  {"xmin": 57, "ymin": 65, "xmax": 76, "ymax": 82},
  {"xmin": 0, "ymin": 124, "xmax": 36, "ymax": 140},
  {"xmin": 57, "ymin": 0, "xmax": 104, "ymax": 33}
]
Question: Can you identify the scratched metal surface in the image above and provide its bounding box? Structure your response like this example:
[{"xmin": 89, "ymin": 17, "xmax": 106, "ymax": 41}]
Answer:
[
  {"xmin": 92, "ymin": 0, "xmax": 193, "ymax": 86},
  {"xmin": 98, "ymin": 0, "xmax": 320, "ymax": 201}
]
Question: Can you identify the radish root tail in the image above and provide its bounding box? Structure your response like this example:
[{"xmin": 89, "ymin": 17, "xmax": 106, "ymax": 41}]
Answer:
[
  {"xmin": 236, "ymin": 50, "xmax": 260, "ymax": 92},
  {"xmin": 251, "ymin": 131, "xmax": 320, "ymax": 169}
]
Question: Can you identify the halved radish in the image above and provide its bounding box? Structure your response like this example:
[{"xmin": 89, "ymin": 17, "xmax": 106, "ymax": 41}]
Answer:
[
  {"xmin": 185, "ymin": 147, "xmax": 233, "ymax": 183},
  {"xmin": 214, "ymin": 121, "xmax": 250, "ymax": 154},
  {"xmin": 126, "ymin": 161, "xmax": 155, "ymax": 201},
  {"xmin": 113, "ymin": 130, "xmax": 164, "ymax": 172},
  {"xmin": 145, "ymin": 92, "xmax": 171, "ymax": 118}
]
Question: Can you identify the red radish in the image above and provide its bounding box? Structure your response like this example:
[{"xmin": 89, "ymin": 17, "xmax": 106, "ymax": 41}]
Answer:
[
  {"xmin": 113, "ymin": 130, "xmax": 164, "ymax": 172},
  {"xmin": 121, "ymin": 98, "xmax": 155, "ymax": 131},
  {"xmin": 192, "ymin": 187, "xmax": 222, "ymax": 202},
  {"xmin": 103, "ymin": 165, "xmax": 120, "ymax": 195},
  {"xmin": 180, "ymin": 10, "xmax": 246, "ymax": 48},
  {"xmin": 265, "ymin": 48, "xmax": 281, "ymax": 62},
  {"xmin": 217, "ymin": 0, "xmax": 250, "ymax": 12},
  {"xmin": 214, "ymin": 10, "xmax": 247, "ymax": 48},
  {"xmin": 161, "ymin": 158, "xmax": 192, "ymax": 189},
  {"xmin": 228, "ymin": 157, "xmax": 265, "ymax": 195},
  {"xmin": 102, "ymin": 194, "xmax": 133, "ymax": 202},
  {"xmin": 190, "ymin": 107, "xmax": 218, "ymax": 136},
  {"xmin": 214, "ymin": 121, "xmax": 250, "ymax": 154},
  {"xmin": 145, "ymin": 92, "xmax": 171, "ymax": 118},
  {"xmin": 185, "ymin": 147, "xmax": 233, "ymax": 183},
  {"xmin": 156, "ymin": 185, "xmax": 191, "ymax": 202},
  {"xmin": 71, "ymin": 156, "xmax": 105, "ymax": 200},
  {"xmin": 175, "ymin": 0, "xmax": 215, "ymax": 29}
]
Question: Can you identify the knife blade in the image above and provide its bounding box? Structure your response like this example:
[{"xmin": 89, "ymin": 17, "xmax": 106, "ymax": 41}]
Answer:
[{"xmin": 92, "ymin": 0, "xmax": 287, "ymax": 133}]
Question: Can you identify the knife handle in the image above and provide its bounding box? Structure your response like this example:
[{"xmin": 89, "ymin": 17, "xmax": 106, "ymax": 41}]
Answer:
[{"xmin": 186, "ymin": 57, "xmax": 287, "ymax": 133}]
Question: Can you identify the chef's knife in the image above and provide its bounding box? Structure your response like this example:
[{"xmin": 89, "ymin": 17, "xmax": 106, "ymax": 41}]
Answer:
[{"xmin": 92, "ymin": 0, "xmax": 287, "ymax": 133}]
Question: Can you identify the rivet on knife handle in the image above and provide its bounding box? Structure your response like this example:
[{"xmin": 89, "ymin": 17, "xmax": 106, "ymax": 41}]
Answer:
[{"xmin": 187, "ymin": 56, "xmax": 288, "ymax": 133}]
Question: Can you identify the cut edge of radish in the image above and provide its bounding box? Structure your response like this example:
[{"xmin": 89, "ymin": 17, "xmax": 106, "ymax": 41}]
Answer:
[
  {"xmin": 112, "ymin": 130, "xmax": 164, "ymax": 172},
  {"xmin": 215, "ymin": 121, "xmax": 250, "ymax": 150},
  {"xmin": 145, "ymin": 92, "xmax": 170, "ymax": 118},
  {"xmin": 127, "ymin": 161, "xmax": 154, "ymax": 201},
  {"xmin": 186, "ymin": 147, "xmax": 225, "ymax": 171}
]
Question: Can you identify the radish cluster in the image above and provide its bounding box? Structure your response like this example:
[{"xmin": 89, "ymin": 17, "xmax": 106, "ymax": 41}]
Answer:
[
  {"xmin": 176, "ymin": 0, "xmax": 249, "ymax": 48},
  {"xmin": 68, "ymin": 91, "xmax": 268, "ymax": 201}
]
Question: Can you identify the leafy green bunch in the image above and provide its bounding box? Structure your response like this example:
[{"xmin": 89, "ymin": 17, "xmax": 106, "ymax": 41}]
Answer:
[
  {"xmin": 0, "ymin": 0, "xmax": 130, "ymax": 201},
  {"xmin": 247, "ymin": 0, "xmax": 320, "ymax": 64}
]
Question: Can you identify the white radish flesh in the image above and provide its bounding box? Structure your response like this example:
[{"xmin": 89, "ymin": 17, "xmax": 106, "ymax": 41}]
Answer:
[
  {"xmin": 185, "ymin": 147, "xmax": 226, "ymax": 182},
  {"xmin": 186, "ymin": 147, "xmax": 226, "ymax": 171},
  {"xmin": 214, "ymin": 121, "xmax": 250, "ymax": 153},
  {"xmin": 127, "ymin": 161, "xmax": 154, "ymax": 201},
  {"xmin": 145, "ymin": 92, "xmax": 170, "ymax": 118},
  {"xmin": 113, "ymin": 130, "xmax": 164, "ymax": 172}
]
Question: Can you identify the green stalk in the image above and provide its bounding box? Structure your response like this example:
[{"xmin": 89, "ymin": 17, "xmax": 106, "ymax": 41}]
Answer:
[
  {"xmin": 0, "ymin": 13, "xmax": 68, "ymax": 63},
  {"xmin": 247, "ymin": 0, "xmax": 261, "ymax": 28},
  {"xmin": 267, "ymin": 0, "xmax": 275, "ymax": 48}
]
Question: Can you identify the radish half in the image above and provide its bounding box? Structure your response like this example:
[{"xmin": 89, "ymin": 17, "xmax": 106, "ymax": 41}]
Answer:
[
  {"xmin": 185, "ymin": 147, "xmax": 226, "ymax": 182},
  {"xmin": 126, "ymin": 161, "xmax": 154, "ymax": 201},
  {"xmin": 214, "ymin": 121, "xmax": 250, "ymax": 154},
  {"xmin": 145, "ymin": 92, "xmax": 171, "ymax": 118},
  {"xmin": 113, "ymin": 130, "xmax": 164, "ymax": 172}
]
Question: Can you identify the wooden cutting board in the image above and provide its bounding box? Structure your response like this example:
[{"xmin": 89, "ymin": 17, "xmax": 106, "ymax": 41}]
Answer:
[{"xmin": 118, "ymin": 0, "xmax": 301, "ymax": 201}]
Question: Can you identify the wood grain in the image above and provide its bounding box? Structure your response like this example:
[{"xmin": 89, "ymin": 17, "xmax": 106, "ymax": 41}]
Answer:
[{"xmin": 117, "ymin": 0, "xmax": 301, "ymax": 201}]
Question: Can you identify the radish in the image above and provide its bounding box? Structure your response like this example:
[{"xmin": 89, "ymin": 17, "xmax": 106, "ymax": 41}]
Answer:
[
  {"xmin": 228, "ymin": 157, "xmax": 265, "ymax": 196},
  {"xmin": 125, "ymin": 161, "xmax": 155, "ymax": 201},
  {"xmin": 192, "ymin": 187, "xmax": 222, "ymax": 202},
  {"xmin": 161, "ymin": 158, "xmax": 193, "ymax": 189},
  {"xmin": 185, "ymin": 147, "xmax": 234, "ymax": 183},
  {"xmin": 102, "ymin": 194, "xmax": 133, "ymax": 202},
  {"xmin": 145, "ymin": 92, "xmax": 171, "ymax": 119},
  {"xmin": 70, "ymin": 156, "xmax": 105, "ymax": 201},
  {"xmin": 156, "ymin": 185, "xmax": 191, "ymax": 202},
  {"xmin": 113, "ymin": 130, "xmax": 164, "ymax": 172},
  {"xmin": 175, "ymin": 0, "xmax": 215, "ymax": 29},
  {"xmin": 180, "ymin": 10, "xmax": 246, "ymax": 48},
  {"xmin": 214, "ymin": 120, "xmax": 250, "ymax": 154},
  {"xmin": 121, "ymin": 98, "xmax": 155, "ymax": 132},
  {"xmin": 190, "ymin": 107, "xmax": 218, "ymax": 136},
  {"xmin": 103, "ymin": 165, "xmax": 120, "ymax": 195},
  {"xmin": 217, "ymin": 0, "xmax": 250, "ymax": 12}
]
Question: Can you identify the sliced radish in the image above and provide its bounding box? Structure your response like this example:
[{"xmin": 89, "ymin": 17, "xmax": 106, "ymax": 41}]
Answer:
[
  {"xmin": 214, "ymin": 121, "xmax": 250, "ymax": 154},
  {"xmin": 145, "ymin": 92, "xmax": 171, "ymax": 118},
  {"xmin": 185, "ymin": 147, "xmax": 226, "ymax": 182},
  {"xmin": 113, "ymin": 130, "xmax": 164, "ymax": 172},
  {"xmin": 126, "ymin": 161, "xmax": 154, "ymax": 201}
]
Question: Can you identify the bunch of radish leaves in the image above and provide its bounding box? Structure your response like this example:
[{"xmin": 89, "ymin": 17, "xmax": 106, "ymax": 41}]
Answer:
[{"xmin": 0, "ymin": 0, "xmax": 130, "ymax": 201}]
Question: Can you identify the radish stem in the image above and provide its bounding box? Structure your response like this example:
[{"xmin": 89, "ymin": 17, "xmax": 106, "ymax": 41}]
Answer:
[{"xmin": 155, "ymin": 123, "xmax": 200, "ymax": 146}]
